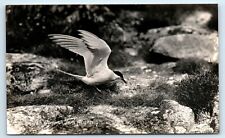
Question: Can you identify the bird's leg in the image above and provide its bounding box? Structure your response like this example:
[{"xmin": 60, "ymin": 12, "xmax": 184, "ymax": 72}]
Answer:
[
  {"xmin": 56, "ymin": 69, "xmax": 83, "ymax": 81},
  {"xmin": 94, "ymin": 86, "xmax": 102, "ymax": 93}
]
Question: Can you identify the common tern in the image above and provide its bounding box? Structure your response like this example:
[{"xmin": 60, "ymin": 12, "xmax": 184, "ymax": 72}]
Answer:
[{"xmin": 49, "ymin": 30, "xmax": 127, "ymax": 86}]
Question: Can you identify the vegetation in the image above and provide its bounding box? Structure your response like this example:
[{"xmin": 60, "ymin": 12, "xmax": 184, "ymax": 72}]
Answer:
[
  {"xmin": 172, "ymin": 58, "xmax": 218, "ymax": 75},
  {"xmin": 174, "ymin": 70, "xmax": 218, "ymax": 120}
]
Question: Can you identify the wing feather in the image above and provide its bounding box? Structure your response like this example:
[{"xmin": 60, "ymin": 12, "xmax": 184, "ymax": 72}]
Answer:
[{"xmin": 48, "ymin": 30, "xmax": 111, "ymax": 76}]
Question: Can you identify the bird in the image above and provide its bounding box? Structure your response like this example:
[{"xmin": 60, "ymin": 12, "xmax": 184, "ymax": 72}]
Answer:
[{"xmin": 48, "ymin": 30, "xmax": 127, "ymax": 86}]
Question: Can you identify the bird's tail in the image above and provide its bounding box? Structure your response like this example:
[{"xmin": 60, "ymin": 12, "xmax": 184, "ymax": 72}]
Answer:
[{"xmin": 56, "ymin": 69, "xmax": 83, "ymax": 80}]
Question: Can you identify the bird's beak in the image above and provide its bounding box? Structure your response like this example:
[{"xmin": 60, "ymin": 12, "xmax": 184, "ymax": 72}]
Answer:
[{"xmin": 122, "ymin": 78, "xmax": 127, "ymax": 84}]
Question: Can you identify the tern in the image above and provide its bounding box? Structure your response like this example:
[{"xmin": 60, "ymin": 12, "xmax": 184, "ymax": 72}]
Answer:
[{"xmin": 49, "ymin": 30, "xmax": 127, "ymax": 86}]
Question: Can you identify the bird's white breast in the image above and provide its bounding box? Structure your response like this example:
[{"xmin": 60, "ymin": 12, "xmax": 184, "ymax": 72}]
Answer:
[{"xmin": 81, "ymin": 68, "xmax": 116, "ymax": 86}]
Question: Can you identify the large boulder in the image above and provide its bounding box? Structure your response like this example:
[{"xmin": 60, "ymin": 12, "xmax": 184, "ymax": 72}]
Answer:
[
  {"xmin": 140, "ymin": 25, "xmax": 216, "ymax": 64},
  {"xmin": 6, "ymin": 54, "xmax": 54, "ymax": 95},
  {"xmin": 159, "ymin": 100, "xmax": 195, "ymax": 133},
  {"xmin": 7, "ymin": 105, "xmax": 74, "ymax": 134},
  {"xmin": 6, "ymin": 53, "xmax": 86, "ymax": 97},
  {"xmin": 150, "ymin": 33, "xmax": 218, "ymax": 63}
]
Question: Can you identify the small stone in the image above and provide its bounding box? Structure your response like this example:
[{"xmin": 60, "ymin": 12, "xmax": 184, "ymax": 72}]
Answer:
[
  {"xmin": 190, "ymin": 124, "xmax": 214, "ymax": 133},
  {"xmin": 124, "ymin": 48, "xmax": 138, "ymax": 56},
  {"xmin": 174, "ymin": 126, "xmax": 187, "ymax": 133},
  {"xmin": 38, "ymin": 89, "xmax": 51, "ymax": 94}
]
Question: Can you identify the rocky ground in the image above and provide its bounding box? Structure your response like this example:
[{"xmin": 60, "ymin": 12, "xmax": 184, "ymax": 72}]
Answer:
[
  {"xmin": 6, "ymin": 54, "xmax": 218, "ymax": 134},
  {"xmin": 6, "ymin": 26, "xmax": 219, "ymax": 134},
  {"xmin": 6, "ymin": 5, "xmax": 219, "ymax": 135}
]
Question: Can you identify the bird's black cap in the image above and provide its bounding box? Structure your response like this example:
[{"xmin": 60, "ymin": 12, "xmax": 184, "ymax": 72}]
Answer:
[{"xmin": 113, "ymin": 70, "xmax": 127, "ymax": 83}]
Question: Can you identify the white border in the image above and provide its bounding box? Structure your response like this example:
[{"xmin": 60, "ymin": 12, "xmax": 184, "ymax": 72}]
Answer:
[
  {"xmin": 0, "ymin": 0, "xmax": 219, "ymax": 5},
  {"xmin": 1, "ymin": 0, "xmax": 223, "ymax": 138}
]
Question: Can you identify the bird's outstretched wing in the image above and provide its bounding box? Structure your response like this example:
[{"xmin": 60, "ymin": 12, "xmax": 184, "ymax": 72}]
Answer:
[{"xmin": 48, "ymin": 30, "xmax": 111, "ymax": 76}]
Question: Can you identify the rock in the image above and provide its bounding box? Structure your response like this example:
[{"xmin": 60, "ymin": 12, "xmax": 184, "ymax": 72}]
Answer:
[
  {"xmin": 174, "ymin": 126, "xmax": 187, "ymax": 133},
  {"xmin": 150, "ymin": 34, "xmax": 218, "ymax": 62},
  {"xmin": 51, "ymin": 113, "xmax": 120, "ymax": 134},
  {"xmin": 88, "ymin": 105, "xmax": 148, "ymax": 134},
  {"xmin": 6, "ymin": 61, "xmax": 47, "ymax": 94},
  {"xmin": 180, "ymin": 11, "xmax": 212, "ymax": 28},
  {"xmin": 6, "ymin": 53, "xmax": 86, "ymax": 96},
  {"xmin": 159, "ymin": 100, "xmax": 195, "ymax": 133},
  {"xmin": 117, "ymin": 100, "xmax": 196, "ymax": 134},
  {"xmin": 6, "ymin": 54, "xmax": 51, "ymax": 95},
  {"xmin": 87, "ymin": 105, "xmax": 163, "ymax": 134},
  {"xmin": 145, "ymin": 25, "xmax": 211, "ymax": 36},
  {"xmin": 190, "ymin": 124, "xmax": 214, "ymax": 133},
  {"xmin": 141, "ymin": 25, "xmax": 214, "ymax": 64},
  {"xmin": 124, "ymin": 48, "xmax": 138, "ymax": 56},
  {"xmin": 7, "ymin": 105, "xmax": 74, "ymax": 134}
]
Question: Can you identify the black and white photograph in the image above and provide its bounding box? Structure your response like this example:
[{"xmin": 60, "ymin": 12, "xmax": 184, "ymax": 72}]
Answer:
[{"xmin": 6, "ymin": 4, "xmax": 219, "ymax": 134}]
